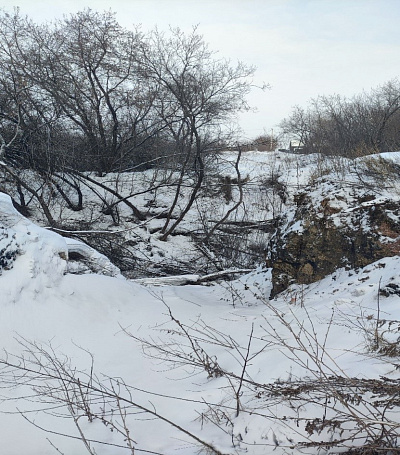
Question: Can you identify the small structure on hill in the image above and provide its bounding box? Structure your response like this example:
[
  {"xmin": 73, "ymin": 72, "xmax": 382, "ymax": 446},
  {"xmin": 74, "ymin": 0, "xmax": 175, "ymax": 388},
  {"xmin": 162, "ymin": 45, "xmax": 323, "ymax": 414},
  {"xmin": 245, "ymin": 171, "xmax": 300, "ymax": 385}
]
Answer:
[{"xmin": 289, "ymin": 140, "xmax": 305, "ymax": 153}]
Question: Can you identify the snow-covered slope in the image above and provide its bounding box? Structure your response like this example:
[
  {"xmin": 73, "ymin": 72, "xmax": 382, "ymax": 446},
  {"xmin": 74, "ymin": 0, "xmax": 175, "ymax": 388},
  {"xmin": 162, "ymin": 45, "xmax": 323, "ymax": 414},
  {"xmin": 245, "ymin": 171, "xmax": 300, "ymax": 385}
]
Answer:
[
  {"xmin": 1, "ymin": 153, "xmax": 400, "ymax": 454},
  {"xmin": 0, "ymin": 193, "xmax": 68, "ymax": 303}
]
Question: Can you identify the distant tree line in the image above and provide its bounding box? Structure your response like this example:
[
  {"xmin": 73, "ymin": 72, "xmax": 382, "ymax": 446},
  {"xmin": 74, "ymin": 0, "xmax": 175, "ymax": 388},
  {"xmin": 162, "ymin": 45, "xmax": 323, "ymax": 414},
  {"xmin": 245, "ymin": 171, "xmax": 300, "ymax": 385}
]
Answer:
[{"xmin": 280, "ymin": 79, "xmax": 400, "ymax": 157}]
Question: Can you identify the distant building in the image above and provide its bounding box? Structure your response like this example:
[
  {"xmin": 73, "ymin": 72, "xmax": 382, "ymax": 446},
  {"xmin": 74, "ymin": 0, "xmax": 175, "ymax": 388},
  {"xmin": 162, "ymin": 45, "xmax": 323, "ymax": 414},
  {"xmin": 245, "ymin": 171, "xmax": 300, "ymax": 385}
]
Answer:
[{"xmin": 289, "ymin": 140, "xmax": 305, "ymax": 153}]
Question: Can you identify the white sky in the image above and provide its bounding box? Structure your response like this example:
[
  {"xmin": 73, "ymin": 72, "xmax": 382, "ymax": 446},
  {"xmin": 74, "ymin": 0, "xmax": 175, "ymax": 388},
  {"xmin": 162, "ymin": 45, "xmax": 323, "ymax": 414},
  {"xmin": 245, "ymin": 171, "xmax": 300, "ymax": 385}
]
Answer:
[{"xmin": 2, "ymin": 0, "xmax": 400, "ymax": 140}]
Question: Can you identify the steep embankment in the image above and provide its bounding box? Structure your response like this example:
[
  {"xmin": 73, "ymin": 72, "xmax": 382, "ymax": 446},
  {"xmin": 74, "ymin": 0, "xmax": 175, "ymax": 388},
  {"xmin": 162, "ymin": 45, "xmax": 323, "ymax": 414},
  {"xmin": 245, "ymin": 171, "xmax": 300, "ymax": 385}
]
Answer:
[{"xmin": 266, "ymin": 154, "xmax": 400, "ymax": 297}]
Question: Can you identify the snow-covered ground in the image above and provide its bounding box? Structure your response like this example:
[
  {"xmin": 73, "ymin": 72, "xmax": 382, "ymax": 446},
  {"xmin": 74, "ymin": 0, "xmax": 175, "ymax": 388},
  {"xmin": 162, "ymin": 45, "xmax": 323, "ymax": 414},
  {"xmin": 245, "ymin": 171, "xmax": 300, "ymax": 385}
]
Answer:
[{"xmin": 1, "ymin": 152, "xmax": 400, "ymax": 454}]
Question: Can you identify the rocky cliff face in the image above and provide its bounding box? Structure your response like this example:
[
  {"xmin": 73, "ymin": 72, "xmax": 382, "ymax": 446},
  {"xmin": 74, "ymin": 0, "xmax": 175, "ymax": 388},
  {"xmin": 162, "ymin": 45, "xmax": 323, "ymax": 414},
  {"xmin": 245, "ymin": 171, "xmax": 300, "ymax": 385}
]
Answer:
[{"xmin": 266, "ymin": 175, "xmax": 400, "ymax": 298}]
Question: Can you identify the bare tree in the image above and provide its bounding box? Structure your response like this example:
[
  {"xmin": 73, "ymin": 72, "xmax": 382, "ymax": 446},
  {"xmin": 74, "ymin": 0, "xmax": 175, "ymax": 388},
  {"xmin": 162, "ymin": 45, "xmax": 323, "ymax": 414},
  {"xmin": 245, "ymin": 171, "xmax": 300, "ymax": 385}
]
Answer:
[
  {"xmin": 280, "ymin": 79, "xmax": 400, "ymax": 157},
  {"xmin": 139, "ymin": 27, "xmax": 255, "ymax": 240},
  {"xmin": 0, "ymin": 9, "xmax": 166, "ymax": 176},
  {"xmin": 0, "ymin": 10, "xmax": 258, "ymax": 261}
]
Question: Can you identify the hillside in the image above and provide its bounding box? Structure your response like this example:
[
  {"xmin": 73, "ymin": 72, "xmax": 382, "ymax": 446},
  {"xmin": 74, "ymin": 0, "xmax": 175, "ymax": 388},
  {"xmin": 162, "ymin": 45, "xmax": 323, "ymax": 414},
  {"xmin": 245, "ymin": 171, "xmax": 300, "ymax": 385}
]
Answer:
[{"xmin": 1, "ymin": 151, "xmax": 400, "ymax": 454}]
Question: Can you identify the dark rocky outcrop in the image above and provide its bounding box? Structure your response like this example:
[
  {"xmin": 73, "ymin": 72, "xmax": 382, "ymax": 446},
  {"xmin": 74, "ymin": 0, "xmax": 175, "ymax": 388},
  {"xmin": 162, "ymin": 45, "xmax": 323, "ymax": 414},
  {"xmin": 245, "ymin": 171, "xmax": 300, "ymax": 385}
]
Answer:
[
  {"xmin": 266, "ymin": 182, "xmax": 400, "ymax": 298},
  {"xmin": 0, "ymin": 226, "xmax": 20, "ymax": 274}
]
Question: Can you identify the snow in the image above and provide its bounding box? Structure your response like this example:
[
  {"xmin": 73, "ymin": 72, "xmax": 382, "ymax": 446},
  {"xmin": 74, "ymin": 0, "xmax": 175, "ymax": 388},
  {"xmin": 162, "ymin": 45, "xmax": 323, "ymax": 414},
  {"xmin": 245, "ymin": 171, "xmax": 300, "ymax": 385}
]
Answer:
[
  {"xmin": 65, "ymin": 236, "xmax": 123, "ymax": 276},
  {"xmin": 362, "ymin": 150, "xmax": 400, "ymax": 163},
  {"xmin": 1, "ymin": 152, "xmax": 400, "ymax": 454}
]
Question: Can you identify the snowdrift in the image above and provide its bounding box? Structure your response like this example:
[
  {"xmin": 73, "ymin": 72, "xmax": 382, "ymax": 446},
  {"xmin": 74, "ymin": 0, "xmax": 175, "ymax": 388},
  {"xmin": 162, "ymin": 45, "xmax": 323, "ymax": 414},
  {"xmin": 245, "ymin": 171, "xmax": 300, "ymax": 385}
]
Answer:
[{"xmin": 1, "ymin": 150, "xmax": 400, "ymax": 454}]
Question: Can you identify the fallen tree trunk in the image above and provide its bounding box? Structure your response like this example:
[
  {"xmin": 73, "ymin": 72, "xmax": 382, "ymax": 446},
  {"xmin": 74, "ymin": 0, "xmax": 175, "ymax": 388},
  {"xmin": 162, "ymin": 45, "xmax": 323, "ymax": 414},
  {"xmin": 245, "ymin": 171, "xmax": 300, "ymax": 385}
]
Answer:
[{"xmin": 132, "ymin": 268, "xmax": 253, "ymax": 286}]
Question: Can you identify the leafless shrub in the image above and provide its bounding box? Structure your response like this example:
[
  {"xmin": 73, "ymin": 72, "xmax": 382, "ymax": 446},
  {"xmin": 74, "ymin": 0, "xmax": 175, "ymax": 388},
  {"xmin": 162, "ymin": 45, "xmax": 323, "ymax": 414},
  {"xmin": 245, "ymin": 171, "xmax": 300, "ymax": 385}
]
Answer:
[
  {"xmin": 0, "ymin": 337, "xmax": 226, "ymax": 455},
  {"xmin": 357, "ymin": 155, "xmax": 400, "ymax": 191},
  {"xmin": 2, "ymin": 285, "xmax": 400, "ymax": 454},
  {"xmin": 130, "ymin": 291, "xmax": 400, "ymax": 453}
]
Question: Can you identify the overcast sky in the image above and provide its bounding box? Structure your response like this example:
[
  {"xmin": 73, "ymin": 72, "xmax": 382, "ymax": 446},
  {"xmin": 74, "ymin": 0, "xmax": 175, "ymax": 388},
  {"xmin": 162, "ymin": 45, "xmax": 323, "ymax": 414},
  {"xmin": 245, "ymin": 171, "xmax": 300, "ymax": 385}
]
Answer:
[{"xmin": 2, "ymin": 0, "xmax": 400, "ymax": 140}]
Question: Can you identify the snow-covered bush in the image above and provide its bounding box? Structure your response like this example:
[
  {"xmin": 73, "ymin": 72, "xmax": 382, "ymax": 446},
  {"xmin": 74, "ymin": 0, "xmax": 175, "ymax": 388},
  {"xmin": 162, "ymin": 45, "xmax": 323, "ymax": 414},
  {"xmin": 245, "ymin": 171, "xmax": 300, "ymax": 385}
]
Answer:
[{"xmin": 0, "ymin": 227, "xmax": 19, "ymax": 273}]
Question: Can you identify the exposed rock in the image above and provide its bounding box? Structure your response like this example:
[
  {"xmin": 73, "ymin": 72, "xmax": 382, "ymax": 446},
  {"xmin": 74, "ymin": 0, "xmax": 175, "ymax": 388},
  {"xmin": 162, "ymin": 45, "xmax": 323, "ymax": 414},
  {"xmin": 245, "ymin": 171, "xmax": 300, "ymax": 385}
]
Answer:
[
  {"xmin": 0, "ymin": 227, "xmax": 20, "ymax": 273},
  {"xmin": 267, "ymin": 182, "xmax": 400, "ymax": 298},
  {"xmin": 380, "ymin": 282, "xmax": 400, "ymax": 298}
]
